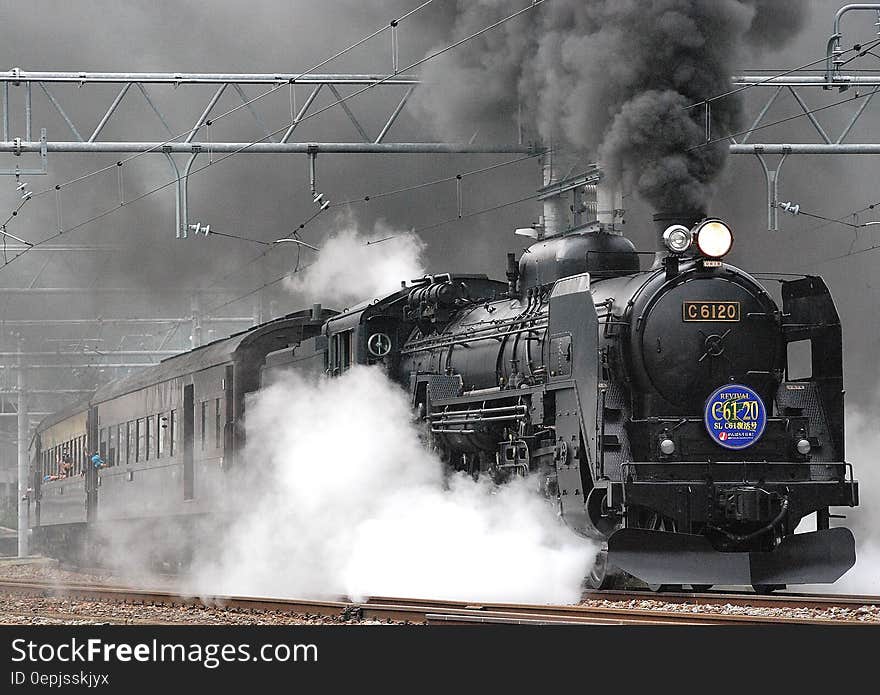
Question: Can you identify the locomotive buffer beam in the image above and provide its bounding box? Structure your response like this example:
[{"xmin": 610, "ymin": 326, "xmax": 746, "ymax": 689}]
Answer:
[{"xmin": 607, "ymin": 527, "xmax": 855, "ymax": 586}]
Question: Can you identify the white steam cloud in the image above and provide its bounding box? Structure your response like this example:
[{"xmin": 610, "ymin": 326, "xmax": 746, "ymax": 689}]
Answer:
[
  {"xmin": 819, "ymin": 408, "xmax": 880, "ymax": 593},
  {"xmin": 794, "ymin": 404, "xmax": 880, "ymax": 594},
  {"xmin": 285, "ymin": 219, "xmax": 425, "ymax": 307},
  {"xmin": 189, "ymin": 367, "xmax": 594, "ymax": 604}
]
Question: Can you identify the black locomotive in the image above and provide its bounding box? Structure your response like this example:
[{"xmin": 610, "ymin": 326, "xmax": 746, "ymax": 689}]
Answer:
[{"xmin": 28, "ymin": 209, "xmax": 858, "ymax": 592}]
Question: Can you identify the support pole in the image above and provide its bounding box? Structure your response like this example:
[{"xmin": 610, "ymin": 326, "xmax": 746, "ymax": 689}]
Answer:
[
  {"xmin": 17, "ymin": 340, "xmax": 29, "ymax": 557},
  {"xmin": 164, "ymin": 152, "xmax": 184, "ymax": 238},
  {"xmin": 252, "ymin": 294, "xmax": 263, "ymax": 327},
  {"xmin": 191, "ymin": 295, "xmax": 202, "ymax": 348},
  {"xmin": 754, "ymin": 150, "xmax": 789, "ymax": 231},
  {"xmin": 540, "ymin": 145, "xmax": 566, "ymax": 238}
]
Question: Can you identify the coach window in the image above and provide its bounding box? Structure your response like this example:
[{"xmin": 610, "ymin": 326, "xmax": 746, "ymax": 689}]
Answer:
[
  {"xmin": 121, "ymin": 423, "xmax": 128, "ymax": 465},
  {"xmin": 108, "ymin": 426, "xmax": 116, "ymax": 467},
  {"xmin": 158, "ymin": 414, "xmax": 167, "ymax": 458},
  {"xmin": 147, "ymin": 416, "xmax": 154, "ymax": 460},
  {"xmin": 135, "ymin": 419, "xmax": 144, "ymax": 462},
  {"xmin": 169, "ymin": 410, "xmax": 176, "ymax": 456},
  {"xmin": 214, "ymin": 399, "xmax": 222, "ymax": 450},
  {"xmin": 200, "ymin": 401, "xmax": 207, "ymax": 451}
]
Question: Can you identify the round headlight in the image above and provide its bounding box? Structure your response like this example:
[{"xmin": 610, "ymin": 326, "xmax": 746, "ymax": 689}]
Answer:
[
  {"xmin": 695, "ymin": 220, "xmax": 733, "ymax": 258},
  {"xmin": 659, "ymin": 438, "xmax": 675, "ymax": 455},
  {"xmin": 663, "ymin": 225, "xmax": 693, "ymax": 253}
]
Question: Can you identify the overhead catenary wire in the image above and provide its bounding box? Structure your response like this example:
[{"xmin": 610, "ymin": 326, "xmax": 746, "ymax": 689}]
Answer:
[
  {"xmin": 785, "ymin": 207, "xmax": 861, "ymax": 228},
  {"xmin": 197, "ymin": 148, "xmax": 549, "ymax": 293},
  {"xmin": 685, "ymin": 37, "xmax": 880, "ymax": 110},
  {"xmin": 202, "ymin": 184, "xmax": 545, "ymax": 313},
  {"xmin": 204, "ymin": 263, "xmax": 314, "ymax": 315},
  {"xmin": 331, "ymin": 150, "xmax": 546, "ymax": 207},
  {"xmin": 0, "ymin": 0, "xmax": 440, "ymax": 256},
  {"xmin": 784, "ymin": 199, "xmax": 880, "ymax": 237},
  {"xmin": 19, "ymin": 0, "xmax": 440, "ymax": 201},
  {"xmin": 0, "ymin": 0, "xmax": 546, "ymax": 277},
  {"xmin": 690, "ymin": 87, "xmax": 878, "ymax": 151},
  {"xmin": 187, "ymin": 1, "xmax": 548, "ymax": 286}
]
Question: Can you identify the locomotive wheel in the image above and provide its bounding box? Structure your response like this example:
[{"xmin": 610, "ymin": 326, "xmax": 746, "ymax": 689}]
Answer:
[
  {"xmin": 752, "ymin": 584, "xmax": 784, "ymax": 595},
  {"xmin": 647, "ymin": 583, "xmax": 682, "ymax": 593},
  {"xmin": 586, "ymin": 546, "xmax": 623, "ymax": 590}
]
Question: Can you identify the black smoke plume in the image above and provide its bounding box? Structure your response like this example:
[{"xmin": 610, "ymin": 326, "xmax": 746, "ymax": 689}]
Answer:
[{"xmin": 412, "ymin": 1, "xmax": 808, "ymax": 211}]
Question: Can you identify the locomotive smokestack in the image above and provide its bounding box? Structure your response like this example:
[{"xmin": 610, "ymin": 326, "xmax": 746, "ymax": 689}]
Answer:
[
  {"xmin": 506, "ymin": 252, "xmax": 519, "ymax": 297},
  {"xmin": 540, "ymin": 147, "xmax": 567, "ymax": 238},
  {"xmin": 652, "ymin": 211, "xmax": 705, "ymax": 269}
]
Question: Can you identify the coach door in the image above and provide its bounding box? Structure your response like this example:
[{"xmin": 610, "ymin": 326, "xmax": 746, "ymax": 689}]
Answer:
[
  {"xmin": 183, "ymin": 384, "xmax": 194, "ymax": 500},
  {"xmin": 85, "ymin": 406, "xmax": 99, "ymax": 522},
  {"xmin": 223, "ymin": 365, "xmax": 235, "ymax": 469}
]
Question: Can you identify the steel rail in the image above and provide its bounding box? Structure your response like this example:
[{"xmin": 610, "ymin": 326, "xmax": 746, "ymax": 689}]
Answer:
[
  {"xmin": 0, "ymin": 579, "xmax": 874, "ymax": 626},
  {"xmin": 580, "ymin": 587, "xmax": 880, "ymax": 611}
]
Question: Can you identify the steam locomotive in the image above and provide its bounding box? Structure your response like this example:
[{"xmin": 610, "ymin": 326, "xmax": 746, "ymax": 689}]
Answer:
[{"xmin": 28, "ymin": 207, "xmax": 858, "ymax": 593}]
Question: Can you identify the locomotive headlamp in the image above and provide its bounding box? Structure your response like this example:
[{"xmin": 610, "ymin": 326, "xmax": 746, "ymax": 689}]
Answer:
[
  {"xmin": 796, "ymin": 438, "xmax": 811, "ymax": 455},
  {"xmin": 663, "ymin": 225, "xmax": 693, "ymax": 253},
  {"xmin": 695, "ymin": 219, "xmax": 734, "ymax": 258},
  {"xmin": 659, "ymin": 438, "xmax": 675, "ymax": 455}
]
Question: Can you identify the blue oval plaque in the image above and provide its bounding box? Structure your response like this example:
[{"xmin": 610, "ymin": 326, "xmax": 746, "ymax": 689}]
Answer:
[{"xmin": 704, "ymin": 384, "xmax": 767, "ymax": 450}]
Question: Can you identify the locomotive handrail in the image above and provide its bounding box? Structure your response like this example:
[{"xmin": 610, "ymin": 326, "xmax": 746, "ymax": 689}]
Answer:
[
  {"xmin": 845, "ymin": 462, "xmax": 857, "ymax": 505},
  {"xmin": 431, "ymin": 314, "xmax": 547, "ymax": 334},
  {"xmin": 400, "ymin": 323, "xmax": 548, "ymax": 354},
  {"xmin": 430, "ymin": 414, "xmax": 527, "ymax": 426},
  {"xmin": 428, "ymin": 405, "xmax": 527, "ymax": 419},
  {"xmin": 404, "ymin": 319, "xmax": 546, "ymax": 345}
]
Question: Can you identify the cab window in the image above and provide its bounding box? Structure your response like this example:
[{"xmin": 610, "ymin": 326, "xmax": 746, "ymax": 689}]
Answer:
[{"xmin": 330, "ymin": 330, "xmax": 353, "ymax": 374}]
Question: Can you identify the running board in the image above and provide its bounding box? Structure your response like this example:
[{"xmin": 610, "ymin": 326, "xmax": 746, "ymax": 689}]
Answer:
[{"xmin": 607, "ymin": 527, "xmax": 856, "ymax": 586}]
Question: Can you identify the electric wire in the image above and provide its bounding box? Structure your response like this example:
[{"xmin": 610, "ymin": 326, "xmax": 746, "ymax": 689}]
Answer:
[
  {"xmin": 202, "ymin": 185, "xmax": 544, "ymax": 312},
  {"xmin": 331, "ymin": 150, "xmax": 545, "ymax": 207},
  {"xmin": 0, "ymin": 0, "xmax": 545, "ymax": 276},
  {"xmin": 686, "ymin": 37, "xmax": 880, "ymax": 109},
  {"xmin": 21, "ymin": 0, "xmax": 439, "ymax": 199},
  {"xmin": 690, "ymin": 86, "xmax": 878, "ymax": 151}
]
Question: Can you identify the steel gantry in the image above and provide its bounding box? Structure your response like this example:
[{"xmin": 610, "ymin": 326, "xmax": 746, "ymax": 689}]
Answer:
[
  {"xmin": 0, "ymin": 69, "xmax": 536, "ymax": 239},
  {"xmin": 715, "ymin": 4, "xmax": 880, "ymax": 229}
]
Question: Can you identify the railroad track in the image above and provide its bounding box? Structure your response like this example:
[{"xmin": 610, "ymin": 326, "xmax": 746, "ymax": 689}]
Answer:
[
  {"xmin": 582, "ymin": 587, "xmax": 880, "ymax": 611},
  {"xmin": 1, "ymin": 579, "xmax": 877, "ymax": 625}
]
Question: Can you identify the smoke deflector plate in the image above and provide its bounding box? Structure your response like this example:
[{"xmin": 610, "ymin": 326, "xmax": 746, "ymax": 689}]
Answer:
[{"xmin": 607, "ymin": 527, "xmax": 856, "ymax": 586}]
